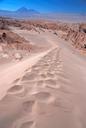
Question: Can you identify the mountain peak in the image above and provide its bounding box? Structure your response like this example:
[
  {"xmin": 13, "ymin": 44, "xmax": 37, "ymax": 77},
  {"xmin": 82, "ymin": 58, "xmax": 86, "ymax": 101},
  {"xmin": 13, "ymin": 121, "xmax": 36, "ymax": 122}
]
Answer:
[
  {"xmin": 16, "ymin": 7, "xmax": 29, "ymax": 12},
  {"xmin": 16, "ymin": 7, "xmax": 40, "ymax": 14}
]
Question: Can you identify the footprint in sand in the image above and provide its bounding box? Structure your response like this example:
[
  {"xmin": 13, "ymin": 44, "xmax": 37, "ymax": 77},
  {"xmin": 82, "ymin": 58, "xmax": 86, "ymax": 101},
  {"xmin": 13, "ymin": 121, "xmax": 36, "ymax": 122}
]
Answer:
[
  {"xmin": 13, "ymin": 78, "xmax": 20, "ymax": 84},
  {"xmin": 39, "ymin": 71, "xmax": 54, "ymax": 79},
  {"xmin": 46, "ymin": 72, "xmax": 55, "ymax": 78},
  {"xmin": 32, "ymin": 65, "xmax": 41, "ymax": 72},
  {"xmin": 44, "ymin": 79, "xmax": 60, "ymax": 89},
  {"xmin": 7, "ymin": 85, "xmax": 24, "ymax": 95},
  {"xmin": 22, "ymin": 72, "xmax": 37, "ymax": 81},
  {"xmin": 19, "ymin": 121, "xmax": 34, "ymax": 128},
  {"xmin": 45, "ymin": 79, "xmax": 57, "ymax": 85},
  {"xmin": 34, "ymin": 92, "xmax": 54, "ymax": 103},
  {"xmin": 23, "ymin": 100, "xmax": 35, "ymax": 113},
  {"xmin": 46, "ymin": 84, "xmax": 60, "ymax": 89},
  {"xmin": 37, "ymin": 80, "xmax": 44, "ymax": 87},
  {"xmin": 39, "ymin": 73, "xmax": 47, "ymax": 79}
]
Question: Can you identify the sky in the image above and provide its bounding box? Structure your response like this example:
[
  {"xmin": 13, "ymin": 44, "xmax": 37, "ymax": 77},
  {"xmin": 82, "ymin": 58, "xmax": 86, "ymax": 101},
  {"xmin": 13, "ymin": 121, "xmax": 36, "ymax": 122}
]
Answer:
[{"xmin": 0, "ymin": 0, "xmax": 86, "ymax": 13}]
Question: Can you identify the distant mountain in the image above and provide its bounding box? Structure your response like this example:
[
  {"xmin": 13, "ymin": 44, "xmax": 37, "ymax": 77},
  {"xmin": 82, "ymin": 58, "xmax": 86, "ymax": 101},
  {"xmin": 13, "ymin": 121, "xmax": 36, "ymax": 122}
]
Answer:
[
  {"xmin": 16, "ymin": 7, "xmax": 30, "ymax": 13},
  {"xmin": 0, "ymin": 7, "xmax": 40, "ymax": 19},
  {"xmin": 16, "ymin": 7, "xmax": 40, "ymax": 14},
  {"xmin": 0, "ymin": 7, "xmax": 86, "ymax": 23}
]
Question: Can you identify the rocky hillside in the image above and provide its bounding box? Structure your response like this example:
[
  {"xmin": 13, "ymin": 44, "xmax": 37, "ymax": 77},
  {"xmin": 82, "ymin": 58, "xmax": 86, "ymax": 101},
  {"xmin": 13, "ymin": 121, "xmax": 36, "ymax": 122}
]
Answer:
[
  {"xmin": 0, "ymin": 30, "xmax": 32, "ymax": 51},
  {"xmin": 0, "ymin": 18, "xmax": 86, "ymax": 52},
  {"xmin": 23, "ymin": 20, "xmax": 86, "ymax": 50}
]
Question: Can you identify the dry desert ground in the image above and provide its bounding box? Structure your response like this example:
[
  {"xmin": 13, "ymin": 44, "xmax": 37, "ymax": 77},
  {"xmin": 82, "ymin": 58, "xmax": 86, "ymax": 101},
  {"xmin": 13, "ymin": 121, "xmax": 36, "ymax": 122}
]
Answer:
[{"xmin": 0, "ymin": 19, "xmax": 86, "ymax": 128}]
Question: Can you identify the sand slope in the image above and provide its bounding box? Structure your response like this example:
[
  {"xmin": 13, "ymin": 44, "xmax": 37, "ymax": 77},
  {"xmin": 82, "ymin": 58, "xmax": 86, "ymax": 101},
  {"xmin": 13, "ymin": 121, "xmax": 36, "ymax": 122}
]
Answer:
[
  {"xmin": 0, "ymin": 28, "xmax": 86, "ymax": 128},
  {"xmin": 0, "ymin": 49, "xmax": 53, "ymax": 99},
  {"xmin": 0, "ymin": 47, "xmax": 66, "ymax": 128}
]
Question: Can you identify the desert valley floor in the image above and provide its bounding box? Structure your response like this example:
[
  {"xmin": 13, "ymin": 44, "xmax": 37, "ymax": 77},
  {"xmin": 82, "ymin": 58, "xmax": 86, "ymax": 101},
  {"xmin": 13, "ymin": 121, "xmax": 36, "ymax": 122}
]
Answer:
[{"xmin": 0, "ymin": 21, "xmax": 86, "ymax": 128}]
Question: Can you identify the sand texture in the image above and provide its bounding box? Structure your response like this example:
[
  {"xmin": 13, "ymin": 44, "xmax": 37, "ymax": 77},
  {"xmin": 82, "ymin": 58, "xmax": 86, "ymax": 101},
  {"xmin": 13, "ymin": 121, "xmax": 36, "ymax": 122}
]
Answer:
[{"xmin": 0, "ymin": 26, "xmax": 86, "ymax": 128}]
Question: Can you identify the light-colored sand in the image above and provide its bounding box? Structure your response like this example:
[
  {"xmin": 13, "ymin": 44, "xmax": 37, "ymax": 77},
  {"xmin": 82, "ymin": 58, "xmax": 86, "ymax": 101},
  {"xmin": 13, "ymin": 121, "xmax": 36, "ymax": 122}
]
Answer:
[
  {"xmin": 0, "ymin": 27, "xmax": 86, "ymax": 128},
  {"xmin": 0, "ymin": 49, "xmax": 53, "ymax": 99}
]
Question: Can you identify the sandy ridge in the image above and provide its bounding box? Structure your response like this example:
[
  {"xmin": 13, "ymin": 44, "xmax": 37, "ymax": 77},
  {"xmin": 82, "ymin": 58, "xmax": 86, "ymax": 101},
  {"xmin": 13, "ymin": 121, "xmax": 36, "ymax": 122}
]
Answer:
[{"xmin": 0, "ymin": 47, "xmax": 67, "ymax": 128}]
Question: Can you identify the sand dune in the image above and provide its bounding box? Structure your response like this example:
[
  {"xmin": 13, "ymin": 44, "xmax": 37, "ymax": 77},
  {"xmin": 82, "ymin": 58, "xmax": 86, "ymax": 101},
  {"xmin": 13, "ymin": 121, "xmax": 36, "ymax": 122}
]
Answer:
[
  {"xmin": 0, "ymin": 27, "xmax": 86, "ymax": 128},
  {"xmin": 0, "ymin": 49, "xmax": 52, "ymax": 99}
]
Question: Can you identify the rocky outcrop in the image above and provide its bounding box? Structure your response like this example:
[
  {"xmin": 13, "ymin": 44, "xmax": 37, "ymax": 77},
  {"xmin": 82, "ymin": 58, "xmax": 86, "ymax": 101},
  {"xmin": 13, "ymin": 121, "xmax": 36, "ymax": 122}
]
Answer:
[
  {"xmin": 0, "ymin": 30, "xmax": 32, "ymax": 51},
  {"xmin": 0, "ymin": 18, "xmax": 86, "ymax": 51},
  {"xmin": 62, "ymin": 28, "xmax": 86, "ymax": 49}
]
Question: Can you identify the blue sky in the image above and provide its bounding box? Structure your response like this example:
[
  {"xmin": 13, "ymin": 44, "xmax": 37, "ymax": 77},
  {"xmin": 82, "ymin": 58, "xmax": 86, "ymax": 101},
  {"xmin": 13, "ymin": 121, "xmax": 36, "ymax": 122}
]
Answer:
[{"xmin": 0, "ymin": 0, "xmax": 86, "ymax": 13}]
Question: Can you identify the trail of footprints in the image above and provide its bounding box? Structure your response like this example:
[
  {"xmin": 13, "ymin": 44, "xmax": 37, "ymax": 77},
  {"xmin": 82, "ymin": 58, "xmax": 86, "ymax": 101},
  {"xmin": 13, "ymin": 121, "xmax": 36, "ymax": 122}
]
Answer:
[{"xmin": 3, "ymin": 48, "xmax": 72, "ymax": 128}]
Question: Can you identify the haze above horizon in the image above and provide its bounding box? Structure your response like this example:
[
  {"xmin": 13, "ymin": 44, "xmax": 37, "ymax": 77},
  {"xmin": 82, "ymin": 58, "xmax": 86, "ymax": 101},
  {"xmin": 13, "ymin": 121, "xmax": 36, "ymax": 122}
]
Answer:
[{"xmin": 0, "ymin": 0, "xmax": 86, "ymax": 13}]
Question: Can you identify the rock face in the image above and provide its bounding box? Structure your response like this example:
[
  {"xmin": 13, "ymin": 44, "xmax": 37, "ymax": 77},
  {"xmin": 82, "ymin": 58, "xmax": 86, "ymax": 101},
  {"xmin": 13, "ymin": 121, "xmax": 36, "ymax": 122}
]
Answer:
[
  {"xmin": 65, "ymin": 30, "xmax": 86, "ymax": 49},
  {"xmin": 0, "ymin": 17, "xmax": 86, "ymax": 51},
  {"xmin": 60, "ymin": 23, "xmax": 86, "ymax": 49},
  {"xmin": 0, "ymin": 30, "xmax": 32, "ymax": 51}
]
